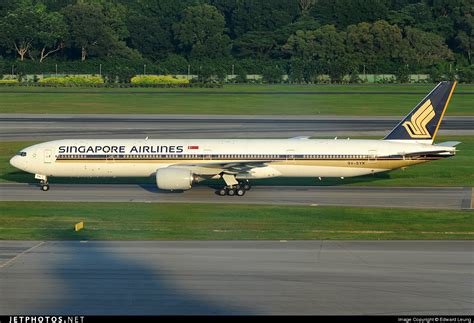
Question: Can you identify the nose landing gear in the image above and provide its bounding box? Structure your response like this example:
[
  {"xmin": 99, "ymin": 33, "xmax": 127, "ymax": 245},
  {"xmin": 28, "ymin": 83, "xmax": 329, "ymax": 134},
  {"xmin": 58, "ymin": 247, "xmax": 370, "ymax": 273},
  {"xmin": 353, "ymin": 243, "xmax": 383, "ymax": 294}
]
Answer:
[
  {"xmin": 35, "ymin": 174, "xmax": 49, "ymax": 191},
  {"xmin": 40, "ymin": 181, "xmax": 50, "ymax": 191}
]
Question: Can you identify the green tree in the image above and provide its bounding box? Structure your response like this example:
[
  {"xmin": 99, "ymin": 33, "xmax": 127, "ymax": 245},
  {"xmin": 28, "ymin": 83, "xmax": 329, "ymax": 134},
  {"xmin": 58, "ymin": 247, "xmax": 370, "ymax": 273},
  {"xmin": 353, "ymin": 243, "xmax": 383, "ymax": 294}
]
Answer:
[
  {"xmin": 371, "ymin": 20, "xmax": 405, "ymax": 62},
  {"xmin": 262, "ymin": 64, "xmax": 283, "ymax": 83},
  {"xmin": 62, "ymin": 2, "xmax": 110, "ymax": 61},
  {"xmin": 62, "ymin": 2, "xmax": 138, "ymax": 61},
  {"xmin": 404, "ymin": 27, "xmax": 453, "ymax": 67},
  {"xmin": 454, "ymin": 4, "xmax": 473, "ymax": 64},
  {"xmin": 328, "ymin": 58, "xmax": 354, "ymax": 83},
  {"xmin": 345, "ymin": 22, "xmax": 375, "ymax": 69},
  {"xmin": 173, "ymin": 4, "xmax": 231, "ymax": 59},
  {"xmin": 289, "ymin": 58, "xmax": 320, "ymax": 83},
  {"xmin": 159, "ymin": 54, "xmax": 189, "ymax": 74},
  {"xmin": 395, "ymin": 65, "xmax": 410, "ymax": 83},
  {"xmin": 387, "ymin": 2, "xmax": 434, "ymax": 29},
  {"xmin": 283, "ymin": 25, "xmax": 346, "ymax": 61},
  {"xmin": 0, "ymin": 0, "xmax": 24, "ymax": 17},
  {"xmin": 36, "ymin": 11, "xmax": 67, "ymax": 62},
  {"xmin": 39, "ymin": 0, "xmax": 75, "ymax": 12},
  {"xmin": 0, "ymin": 3, "xmax": 43, "ymax": 60},
  {"xmin": 429, "ymin": 63, "xmax": 454, "ymax": 82},
  {"xmin": 457, "ymin": 64, "xmax": 474, "ymax": 83},
  {"xmin": 282, "ymin": 30, "xmax": 317, "ymax": 59},
  {"xmin": 313, "ymin": 25, "xmax": 346, "ymax": 61},
  {"xmin": 126, "ymin": 10, "xmax": 172, "ymax": 61},
  {"xmin": 231, "ymin": 0, "xmax": 299, "ymax": 38},
  {"xmin": 233, "ymin": 31, "xmax": 277, "ymax": 58},
  {"xmin": 125, "ymin": 0, "xmax": 197, "ymax": 61},
  {"xmin": 311, "ymin": 0, "xmax": 390, "ymax": 28},
  {"xmin": 99, "ymin": 1, "xmax": 129, "ymax": 41},
  {"xmin": 456, "ymin": 30, "xmax": 473, "ymax": 64}
]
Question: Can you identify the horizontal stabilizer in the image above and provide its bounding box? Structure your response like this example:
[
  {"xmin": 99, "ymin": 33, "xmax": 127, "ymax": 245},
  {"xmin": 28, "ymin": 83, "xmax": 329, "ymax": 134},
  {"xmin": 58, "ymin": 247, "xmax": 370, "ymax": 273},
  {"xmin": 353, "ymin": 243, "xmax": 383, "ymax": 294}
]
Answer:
[
  {"xmin": 435, "ymin": 141, "xmax": 461, "ymax": 147},
  {"xmin": 289, "ymin": 136, "xmax": 310, "ymax": 140},
  {"xmin": 401, "ymin": 149, "xmax": 455, "ymax": 157}
]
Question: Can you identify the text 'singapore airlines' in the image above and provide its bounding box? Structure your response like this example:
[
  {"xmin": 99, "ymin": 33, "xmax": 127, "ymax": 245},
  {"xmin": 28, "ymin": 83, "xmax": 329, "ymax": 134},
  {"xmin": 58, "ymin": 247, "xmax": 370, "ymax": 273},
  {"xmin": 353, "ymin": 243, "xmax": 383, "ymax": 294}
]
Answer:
[{"xmin": 10, "ymin": 82, "xmax": 459, "ymax": 196}]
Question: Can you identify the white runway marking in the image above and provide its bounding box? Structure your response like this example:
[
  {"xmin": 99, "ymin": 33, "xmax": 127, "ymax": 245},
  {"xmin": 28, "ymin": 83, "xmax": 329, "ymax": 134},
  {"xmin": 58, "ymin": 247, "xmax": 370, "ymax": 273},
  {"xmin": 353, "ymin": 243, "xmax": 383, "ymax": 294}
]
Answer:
[{"xmin": 0, "ymin": 241, "xmax": 45, "ymax": 269}]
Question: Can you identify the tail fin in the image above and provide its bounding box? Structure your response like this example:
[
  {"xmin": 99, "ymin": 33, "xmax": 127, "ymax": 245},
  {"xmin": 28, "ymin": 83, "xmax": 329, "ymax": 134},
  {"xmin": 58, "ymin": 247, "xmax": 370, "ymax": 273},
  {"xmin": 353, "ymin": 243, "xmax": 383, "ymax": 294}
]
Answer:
[{"xmin": 384, "ymin": 81, "xmax": 457, "ymax": 144}]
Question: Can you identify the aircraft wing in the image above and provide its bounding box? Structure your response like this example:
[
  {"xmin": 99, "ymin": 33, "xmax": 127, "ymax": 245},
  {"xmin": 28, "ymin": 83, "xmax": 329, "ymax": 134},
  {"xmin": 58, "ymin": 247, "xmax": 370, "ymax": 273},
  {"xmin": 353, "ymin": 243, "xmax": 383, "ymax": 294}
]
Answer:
[{"xmin": 172, "ymin": 160, "xmax": 273, "ymax": 175}]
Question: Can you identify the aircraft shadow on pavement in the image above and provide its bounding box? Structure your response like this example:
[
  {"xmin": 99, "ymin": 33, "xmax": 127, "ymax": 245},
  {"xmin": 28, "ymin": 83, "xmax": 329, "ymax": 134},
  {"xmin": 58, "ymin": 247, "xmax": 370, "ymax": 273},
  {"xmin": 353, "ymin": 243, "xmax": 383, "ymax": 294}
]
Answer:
[
  {"xmin": 2, "ymin": 171, "xmax": 392, "ymax": 188},
  {"xmin": 2, "ymin": 233, "xmax": 253, "ymax": 315},
  {"xmin": 138, "ymin": 183, "xmax": 187, "ymax": 194}
]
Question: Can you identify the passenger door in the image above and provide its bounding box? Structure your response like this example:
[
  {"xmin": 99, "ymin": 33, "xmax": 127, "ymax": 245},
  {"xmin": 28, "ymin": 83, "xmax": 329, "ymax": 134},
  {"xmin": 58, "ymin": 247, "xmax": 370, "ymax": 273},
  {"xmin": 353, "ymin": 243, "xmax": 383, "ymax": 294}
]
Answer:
[
  {"xmin": 44, "ymin": 149, "xmax": 53, "ymax": 163},
  {"xmin": 368, "ymin": 150, "xmax": 377, "ymax": 164},
  {"xmin": 203, "ymin": 149, "xmax": 212, "ymax": 160},
  {"xmin": 286, "ymin": 149, "xmax": 295, "ymax": 161}
]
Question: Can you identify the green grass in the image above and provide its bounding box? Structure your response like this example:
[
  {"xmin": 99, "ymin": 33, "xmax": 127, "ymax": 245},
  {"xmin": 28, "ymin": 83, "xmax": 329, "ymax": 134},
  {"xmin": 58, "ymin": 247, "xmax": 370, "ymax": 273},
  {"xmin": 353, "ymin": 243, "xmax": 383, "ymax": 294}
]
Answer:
[
  {"xmin": 0, "ymin": 84, "xmax": 472, "ymax": 115},
  {"xmin": 0, "ymin": 201, "xmax": 472, "ymax": 240},
  {"xmin": 2, "ymin": 136, "xmax": 473, "ymax": 187}
]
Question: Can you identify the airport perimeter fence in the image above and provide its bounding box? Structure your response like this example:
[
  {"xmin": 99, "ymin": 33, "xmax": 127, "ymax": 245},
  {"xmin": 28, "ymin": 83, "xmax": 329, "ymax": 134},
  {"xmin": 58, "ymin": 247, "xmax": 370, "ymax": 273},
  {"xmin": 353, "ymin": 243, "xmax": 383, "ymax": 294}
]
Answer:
[{"xmin": 0, "ymin": 72, "xmax": 434, "ymax": 86}]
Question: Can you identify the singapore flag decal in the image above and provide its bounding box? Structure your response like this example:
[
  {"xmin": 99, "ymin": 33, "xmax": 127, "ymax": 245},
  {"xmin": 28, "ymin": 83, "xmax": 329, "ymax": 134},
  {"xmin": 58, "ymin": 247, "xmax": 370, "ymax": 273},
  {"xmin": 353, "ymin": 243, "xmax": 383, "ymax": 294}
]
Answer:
[{"xmin": 188, "ymin": 145, "xmax": 199, "ymax": 150}]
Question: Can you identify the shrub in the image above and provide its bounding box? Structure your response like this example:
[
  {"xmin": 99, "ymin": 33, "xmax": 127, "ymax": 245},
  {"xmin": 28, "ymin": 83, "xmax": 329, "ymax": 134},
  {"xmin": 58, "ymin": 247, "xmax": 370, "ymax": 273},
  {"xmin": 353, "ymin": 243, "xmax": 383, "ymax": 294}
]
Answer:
[
  {"xmin": 429, "ymin": 62, "xmax": 455, "ymax": 82},
  {"xmin": 130, "ymin": 75, "xmax": 190, "ymax": 85},
  {"xmin": 0, "ymin": 79, "xmax": 19, "ymax": 85},
  {"xmin": 234, "ymin": 72, "xmax": 248, "ymax": 83},
  {"xmin": 262, "ymin": 65, "xmax": 283, "ymax": 83},
  {"xmin": 395, "ymin": 66, "xmax": 410, "ymax": 83},
  {"xmin": 39, "ymin": 76, "xmax": 104, "ymax": 86},
  {"xmin": 457, "ymin": 65, "xmax": 474, "ymax": 83},
  {"xmin": 328, "ymin": 59, "xmax": 354, "ymax": 83},
  {"xmin": 349, "ymin": 70, "xmax": 361, "ymax": 83}
]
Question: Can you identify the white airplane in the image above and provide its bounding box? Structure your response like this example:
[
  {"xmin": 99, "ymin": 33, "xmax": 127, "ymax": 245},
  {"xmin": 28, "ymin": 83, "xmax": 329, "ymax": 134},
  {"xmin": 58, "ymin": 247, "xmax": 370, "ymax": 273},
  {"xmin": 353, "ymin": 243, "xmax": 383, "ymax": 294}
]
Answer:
[{"xmin": 10, "ymin": 81, "xmax": 459, "ymax": 196}]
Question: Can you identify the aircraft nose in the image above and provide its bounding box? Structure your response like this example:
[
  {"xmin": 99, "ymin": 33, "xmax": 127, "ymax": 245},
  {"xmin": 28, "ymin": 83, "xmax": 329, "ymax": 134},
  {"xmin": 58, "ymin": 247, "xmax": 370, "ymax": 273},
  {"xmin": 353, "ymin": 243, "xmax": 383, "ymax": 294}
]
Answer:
[{"xmin": 9, "ymin": 155, "xmax": 24, "ymax": 170}]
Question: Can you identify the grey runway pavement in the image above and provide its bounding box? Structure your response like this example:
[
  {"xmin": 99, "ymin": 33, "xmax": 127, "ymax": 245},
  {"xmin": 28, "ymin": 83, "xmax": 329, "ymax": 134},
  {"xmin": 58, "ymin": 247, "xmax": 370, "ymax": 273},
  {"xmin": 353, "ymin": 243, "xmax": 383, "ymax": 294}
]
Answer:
[
  {"xmin": 1, "ymin": 114, "xmax": 473, "ymax": 140},
  {"xmin": 0, "ymin": 240, "xmax": 472, "ymax": 315},
  {"xmin": 1, "ymin": 183, "xmax": 472, "ymax": 209}
]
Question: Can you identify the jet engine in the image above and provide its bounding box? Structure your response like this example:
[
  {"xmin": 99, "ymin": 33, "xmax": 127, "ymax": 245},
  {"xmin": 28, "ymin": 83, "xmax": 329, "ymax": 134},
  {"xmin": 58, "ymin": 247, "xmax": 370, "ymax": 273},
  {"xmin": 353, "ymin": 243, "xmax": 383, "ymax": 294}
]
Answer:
[{"xmin": 156, "ymin": 168, "xmax": 195, "ymax": 190}]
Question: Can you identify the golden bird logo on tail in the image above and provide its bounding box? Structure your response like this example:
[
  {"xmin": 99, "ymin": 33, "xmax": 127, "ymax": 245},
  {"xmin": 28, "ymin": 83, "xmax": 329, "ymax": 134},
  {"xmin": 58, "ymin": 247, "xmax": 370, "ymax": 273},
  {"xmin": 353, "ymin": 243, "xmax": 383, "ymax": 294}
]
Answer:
[{"xmin": 402, "ymin": 99, "xmax": 435, "ymax": 138}]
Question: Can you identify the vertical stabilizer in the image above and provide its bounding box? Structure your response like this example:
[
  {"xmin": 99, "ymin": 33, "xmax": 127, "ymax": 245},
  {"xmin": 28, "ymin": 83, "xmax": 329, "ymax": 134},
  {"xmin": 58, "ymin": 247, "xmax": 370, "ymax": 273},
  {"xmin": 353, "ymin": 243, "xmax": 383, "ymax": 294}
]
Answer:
[{"xmin": 384, "ymin": 81, "xmax": 456, "ymax": 144}]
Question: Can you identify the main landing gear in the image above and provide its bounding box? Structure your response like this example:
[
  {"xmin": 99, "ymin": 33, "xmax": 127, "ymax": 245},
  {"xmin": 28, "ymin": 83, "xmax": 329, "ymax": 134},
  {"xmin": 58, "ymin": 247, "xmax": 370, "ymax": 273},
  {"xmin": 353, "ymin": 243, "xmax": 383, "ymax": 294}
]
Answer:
[{"xmin": 218, "ymin": 181, "xmax": 251, "ymax": 197}]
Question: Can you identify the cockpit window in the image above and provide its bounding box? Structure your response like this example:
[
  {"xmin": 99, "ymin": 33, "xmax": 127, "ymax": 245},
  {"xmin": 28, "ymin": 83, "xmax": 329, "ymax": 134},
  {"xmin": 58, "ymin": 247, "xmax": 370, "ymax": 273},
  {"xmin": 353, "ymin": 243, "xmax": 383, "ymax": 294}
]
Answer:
[{"xmin": 16, "ymin": 151, "xmax": 27, "ymax": 157}]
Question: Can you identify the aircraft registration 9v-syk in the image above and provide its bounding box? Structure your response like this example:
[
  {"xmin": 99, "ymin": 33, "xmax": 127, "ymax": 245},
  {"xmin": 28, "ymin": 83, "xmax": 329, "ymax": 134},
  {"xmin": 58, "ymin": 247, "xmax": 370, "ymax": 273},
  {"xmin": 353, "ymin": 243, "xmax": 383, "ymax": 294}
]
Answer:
[{"xmin": 10, "ymin": 81, "xmax": 459, "ymax": 196}]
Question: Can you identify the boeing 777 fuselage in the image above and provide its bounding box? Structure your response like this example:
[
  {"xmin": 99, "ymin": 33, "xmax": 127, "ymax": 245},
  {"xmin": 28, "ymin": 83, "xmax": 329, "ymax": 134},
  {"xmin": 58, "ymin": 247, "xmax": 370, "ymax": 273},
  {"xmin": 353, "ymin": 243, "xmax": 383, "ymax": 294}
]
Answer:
[{"xmin": 10, "ymin": 81, "xmax": 459, "ymax": 196}]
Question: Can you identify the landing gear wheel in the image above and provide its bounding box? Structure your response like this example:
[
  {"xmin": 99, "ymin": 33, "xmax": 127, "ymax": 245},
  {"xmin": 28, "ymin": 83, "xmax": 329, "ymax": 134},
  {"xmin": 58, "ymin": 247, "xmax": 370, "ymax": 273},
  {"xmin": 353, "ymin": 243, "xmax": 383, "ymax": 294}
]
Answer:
[
  {"xmin": 218, "ymin": 188, "xmax": 227, "ymax": 196},
  {"xmin": 236, "ymin": 188, "xmax": 245, "ymax": 196},
  {"xmin": 239, "ymin": 180, "xmax": 251, "ymax": 191},
  {"xmin": 37, "ymin": 176, "xmax": 50, "ymax": 192},
  {"xmin": 227, "ymin": 188, "xmax": 235, "ymax": 196}
]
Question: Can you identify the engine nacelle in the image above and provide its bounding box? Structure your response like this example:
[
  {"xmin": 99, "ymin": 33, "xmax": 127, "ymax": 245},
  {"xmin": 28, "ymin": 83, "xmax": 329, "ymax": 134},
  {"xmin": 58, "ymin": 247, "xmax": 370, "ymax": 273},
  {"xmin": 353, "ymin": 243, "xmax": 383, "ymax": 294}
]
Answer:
[{"xmin": 156, "ymin": 168, "xmax": 194, "ymax": 190}]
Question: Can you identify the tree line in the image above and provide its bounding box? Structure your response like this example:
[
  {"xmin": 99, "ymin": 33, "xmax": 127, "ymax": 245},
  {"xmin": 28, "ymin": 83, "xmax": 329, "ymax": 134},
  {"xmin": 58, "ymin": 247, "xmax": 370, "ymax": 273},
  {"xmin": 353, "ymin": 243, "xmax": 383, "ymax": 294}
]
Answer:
[{"xmin": 0, "ymin": 0, "xmax": 472, "ymax": 82}]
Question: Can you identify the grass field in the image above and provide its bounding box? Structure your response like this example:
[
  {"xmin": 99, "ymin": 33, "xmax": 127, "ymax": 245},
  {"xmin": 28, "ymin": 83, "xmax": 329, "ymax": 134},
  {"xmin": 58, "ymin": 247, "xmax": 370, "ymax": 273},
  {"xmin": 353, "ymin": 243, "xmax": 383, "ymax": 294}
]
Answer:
[
  {"xmin": 1, "ymin": 201, "xmax": 472, "ymax": 240},
  {"xmin": 0, "ymin": 84, "xmax": 472, "ymax": 115},
  {"xmin": 1, "ymin": 136, "xmax": 472, "ymax": 187}
]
